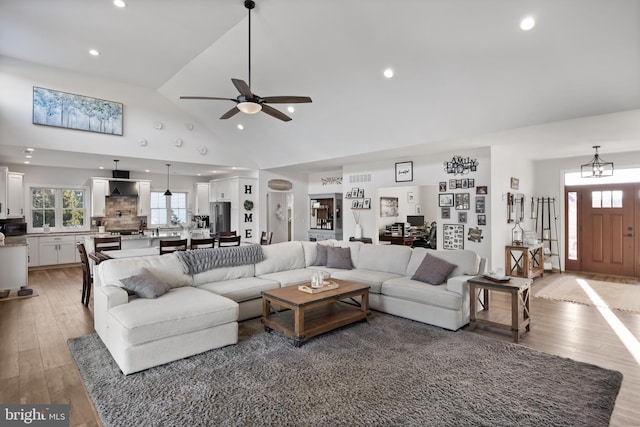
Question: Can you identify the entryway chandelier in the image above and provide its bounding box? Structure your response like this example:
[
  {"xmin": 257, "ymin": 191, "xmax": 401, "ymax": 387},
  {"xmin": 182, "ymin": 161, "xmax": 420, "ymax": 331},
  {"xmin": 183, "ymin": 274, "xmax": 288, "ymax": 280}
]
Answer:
[
  {"xmin": 581, "ymin": 145, "xmax": 613, "ymax": 178},
  {"xmin": 164, "ymin": 164, "xmax": 172, "ymax": 196}
]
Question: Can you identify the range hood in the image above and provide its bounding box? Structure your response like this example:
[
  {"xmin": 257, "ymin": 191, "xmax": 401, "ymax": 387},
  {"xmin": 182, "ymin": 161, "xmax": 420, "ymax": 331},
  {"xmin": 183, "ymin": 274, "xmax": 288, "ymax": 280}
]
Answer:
[{"xmin": 108, "ymin": 181, "xmax": 138, "ymax": 197}]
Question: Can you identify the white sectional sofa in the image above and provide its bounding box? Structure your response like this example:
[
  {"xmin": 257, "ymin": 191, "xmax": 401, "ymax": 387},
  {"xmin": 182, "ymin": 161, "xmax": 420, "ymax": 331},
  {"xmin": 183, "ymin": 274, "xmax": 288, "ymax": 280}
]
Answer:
[{"xmin": 93, "ymin": 240, "xmax": 486, "ymax": 374}]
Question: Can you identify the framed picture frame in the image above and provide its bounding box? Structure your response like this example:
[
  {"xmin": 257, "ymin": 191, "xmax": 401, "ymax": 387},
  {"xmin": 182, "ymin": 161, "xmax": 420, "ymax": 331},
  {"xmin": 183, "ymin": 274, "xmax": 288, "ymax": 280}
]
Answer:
[
  {"xmin": 351, "ymin": 188, "xmax": 359, "ymax": 198},
  {"xmin": 477, "ymin": 214, "xmax": 487, "ymax": 226},
  {"xmin": 363, "ymin": 198, "xmax": 371, "ymax": 209},
  {"xmin": 458, "ymin": 212, "xmax": 467, "ymax": 224},
  {"xmin": 475, "ymin": 196, "xmax": 485, "ymax": 213},
  {"xmin": 510, "ymin": 177, "xmax": 520, "ymax": 190},
  {"xmin": 407, "ymin": 192, "xmax": 415, "ymax": 203},
  {"xmin": 439, "ymin": 182, "xmax": 447, "ymax": 192},
  {"xmin": 441, "ymin": 207, "xmax": 451, "ymax": 219},
  {"xmin": 468, "ymin": 178, "xmax": 475, "ymax": 188},
  {"xmin": 416, "ymin": 204, "xmax": 422, "ymax": 214},
  {"xmin": 449, "ymin": 179, "xmax": 456, "ymax": 190},
  {"xmin": 358, "ymin": 188, "xmax": 365, "ymax": 198},
  {"xmin": 476, "ymin": 186, "xmax": 488, "ymax": 195},
  {"xmin": 443, "ymin": 224, "xmax": 464, "ymax": 250},
  {"xmin": 33, "ymin": 86, "xmax": 123, "ymax": 136},
  {"xmin": 461, "ymin": 178, "xmax": 469, "ymax": 189},
  {"xmin": 455, "ymin": 193, "xmax": 470, "ymax": 210},
  {"xmin": 395, "ymin": 161, "xmax": 413, "ymax": 182},
  {"xmin": 439, "ymin": 193, "xmax": 454, "ymax": 207},
  {"xmin": 380, "ymin": 197, "xmax": 399, "ymax": 217},
  {"xmin": 352, "ymin": 199, "xmax": 359, "ymax": 208}
]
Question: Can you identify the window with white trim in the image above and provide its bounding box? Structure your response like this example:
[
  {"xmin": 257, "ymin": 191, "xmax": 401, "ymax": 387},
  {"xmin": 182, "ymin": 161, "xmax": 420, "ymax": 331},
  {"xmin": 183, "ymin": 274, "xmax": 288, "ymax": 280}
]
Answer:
[
  {"xmin": 150, "ymin": 192, "xmax": 188, "ymax": 226},
  {"xmin": 30, "ymin": 187, "xmax": 88, "ymax": 231}
]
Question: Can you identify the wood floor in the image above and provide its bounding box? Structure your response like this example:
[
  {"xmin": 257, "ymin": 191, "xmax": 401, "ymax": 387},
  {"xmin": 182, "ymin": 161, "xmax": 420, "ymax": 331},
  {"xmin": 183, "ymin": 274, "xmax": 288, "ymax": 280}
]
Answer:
[{"xmin": 1, "ymin": 267, "xmax": 639, "ymax": 426}]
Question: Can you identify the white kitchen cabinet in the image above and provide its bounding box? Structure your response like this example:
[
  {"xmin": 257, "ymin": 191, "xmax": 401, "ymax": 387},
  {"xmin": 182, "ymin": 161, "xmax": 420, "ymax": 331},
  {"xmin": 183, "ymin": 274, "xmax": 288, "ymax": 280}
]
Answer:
[
  {"xmin": 39, "ymin": 235, "xmax": 77, "ymax": 266},
  {"xmin": 209, "ymin": 178, "xmax": 234, "ymax": 201},
  {"xmin": 0, "ymin": 166, "xmax": 6, "ymax": 219},
  {"xmin": 91, "ymin": 178, "xmax": 109, "ymax": 217},
  {"xmin": 7, "ymin": 171, "xmax": 24, "ymax": 218},
  {"xmin": 0, "ymin": 244, "xmax": 28, "ymax": 290},
  {"xmin": 194, "ymin": 183, "xmax": 210, "ymax": 215},
  {"xmin": 27, "ymin": 237, "xmax": 39, "ymax": 267},
  {"xmin": 137, "ymin": 181, "xmax": 151, "ymax": 216}
]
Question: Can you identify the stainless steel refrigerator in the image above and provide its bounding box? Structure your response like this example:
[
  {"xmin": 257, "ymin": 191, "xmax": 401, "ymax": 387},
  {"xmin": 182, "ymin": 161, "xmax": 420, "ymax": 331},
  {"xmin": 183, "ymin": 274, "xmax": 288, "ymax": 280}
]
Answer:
[{"xmin": 210, "ymin": 202, "xmax": 231, "ymax": 236}]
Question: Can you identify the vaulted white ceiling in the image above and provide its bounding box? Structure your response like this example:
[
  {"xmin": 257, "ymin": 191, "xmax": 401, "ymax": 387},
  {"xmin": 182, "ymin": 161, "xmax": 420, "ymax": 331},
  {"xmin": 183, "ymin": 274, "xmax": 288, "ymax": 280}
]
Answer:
[{"xmin": 1, "ymin": 0, "xmax": 639, "ymax": 175}]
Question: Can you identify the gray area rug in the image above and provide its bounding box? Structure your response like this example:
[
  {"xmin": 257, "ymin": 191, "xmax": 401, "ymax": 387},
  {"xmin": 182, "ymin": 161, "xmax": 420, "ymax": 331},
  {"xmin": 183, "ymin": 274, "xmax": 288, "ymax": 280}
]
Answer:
[{"xmin": 68, "ymin": 313, "xmax": 622, "ymax": 427}]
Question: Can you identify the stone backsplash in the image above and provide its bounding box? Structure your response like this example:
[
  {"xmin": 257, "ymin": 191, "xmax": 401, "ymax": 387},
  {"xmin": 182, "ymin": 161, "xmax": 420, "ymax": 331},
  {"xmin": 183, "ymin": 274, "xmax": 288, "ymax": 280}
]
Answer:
[{"xmin": 91, "ymin": 196, "xmax": 146, "ymax": 231}]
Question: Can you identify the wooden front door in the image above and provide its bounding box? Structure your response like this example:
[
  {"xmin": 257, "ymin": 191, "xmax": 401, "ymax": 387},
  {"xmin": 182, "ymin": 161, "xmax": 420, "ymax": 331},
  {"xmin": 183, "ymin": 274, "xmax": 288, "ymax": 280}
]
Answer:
[{"xmin": 567, "ymin": 184, "xmax": 637, "ymax": 276}]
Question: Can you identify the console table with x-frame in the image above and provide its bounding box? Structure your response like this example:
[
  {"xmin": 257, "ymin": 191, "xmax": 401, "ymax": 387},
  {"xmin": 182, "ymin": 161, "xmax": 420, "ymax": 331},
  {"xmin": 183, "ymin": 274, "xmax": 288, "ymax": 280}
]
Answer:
[{"xmin": 468, "ymin": 275, "xmax": 532, "ymax": 343}]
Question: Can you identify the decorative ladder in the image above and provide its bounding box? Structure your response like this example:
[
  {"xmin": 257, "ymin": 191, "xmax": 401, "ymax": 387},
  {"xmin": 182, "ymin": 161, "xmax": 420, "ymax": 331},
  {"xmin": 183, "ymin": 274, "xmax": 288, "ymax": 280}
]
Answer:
[{"xmin": 535, "ymin": 197, "xmax": 562, "ymax": 272}]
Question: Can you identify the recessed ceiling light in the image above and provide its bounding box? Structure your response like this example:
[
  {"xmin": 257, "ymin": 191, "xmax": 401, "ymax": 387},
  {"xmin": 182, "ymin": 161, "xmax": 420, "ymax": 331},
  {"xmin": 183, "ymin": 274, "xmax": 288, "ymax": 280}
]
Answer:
[
  {"xmin": 287, "ymin": 106, "xmax": 295, "ymax": 113},
  {"xmin": 99, "ymin": 166, "xmax": 104, "ymax": 170},
  {"xmin": 24, "ymin": 161, "xmax": 30, "ymax": 164},
  {"xmin": 383, "ymin": 68, "xmax": 394, "ymax": 79},
  {"xmin": 197, "ymin": 173, "xmax": 201, "ymax": 176},
  {"xmin": 145, "ymin": 169, "xmax": 150, "ymax": 173},
  {"xmin": 237, "ymin": 124, "xmax": 244, "ymax": 130},
  {"xmin": 89, "ymin": 49, "xmax": 100, "ymax": 56},
  {"xmin": 520, "ymin": 16, "xmax": 535, "ymax": 31},
  {"xmin": 211, "ymin": 170, "xmax": 218, "ymax": 173},
  {"xmin": 113, "ymin": 0, "xmax": 126, "ymax": 7},
  {"xmin": 25, "ymin": 148, "xmax": 34, "ymax": 153},
  {"xmin": 25, "ymin": 155, "xmax": 32, "ymax": 159}
]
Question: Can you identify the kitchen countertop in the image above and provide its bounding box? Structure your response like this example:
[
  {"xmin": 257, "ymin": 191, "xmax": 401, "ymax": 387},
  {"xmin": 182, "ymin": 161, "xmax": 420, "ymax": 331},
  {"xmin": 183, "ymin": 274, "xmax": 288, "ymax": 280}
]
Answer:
[{"xmin": 2, "ymin": 236, "xmax": 27, "ymax": 247}]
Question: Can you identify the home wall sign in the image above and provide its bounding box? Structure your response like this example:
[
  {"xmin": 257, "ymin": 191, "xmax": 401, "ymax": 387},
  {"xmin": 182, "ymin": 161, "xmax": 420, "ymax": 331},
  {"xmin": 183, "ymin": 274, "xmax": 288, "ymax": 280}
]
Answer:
[
  {"xmin": 443, "ymin": 156, "xmax": 478, "ymax": 175},
  {"xmin": 33, "ymin": 87, "xmax": 123, "ymax": 135}
]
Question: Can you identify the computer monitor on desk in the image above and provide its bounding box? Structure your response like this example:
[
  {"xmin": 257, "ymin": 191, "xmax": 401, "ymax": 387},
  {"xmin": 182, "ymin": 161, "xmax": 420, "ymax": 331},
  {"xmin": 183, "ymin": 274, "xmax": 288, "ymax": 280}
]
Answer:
[{"xmin": 406, "ymin": 215, "xmax": 425, "ymax": 227}]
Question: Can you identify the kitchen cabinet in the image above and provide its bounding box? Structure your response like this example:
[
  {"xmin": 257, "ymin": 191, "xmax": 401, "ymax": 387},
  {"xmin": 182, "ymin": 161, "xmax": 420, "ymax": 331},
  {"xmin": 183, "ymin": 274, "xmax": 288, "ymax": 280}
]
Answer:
[
  {"xmin": 0, "ymin": 167, "xmax": 24, "ymax": 219},
  {"xmin": 209, "ymin": 178, "xmax": 235, "ymax": 202},
  {"xmin": 194, "ymin": 183, "xmax": 210, "ymax": 215},
  {"xmin": 0, "ymin": 244, "xmax": 28, "ymax": 290},
  {"xmin": 137, "ymin": 181, "xmax": 151, "ymax": 216},
  {"xmin": 91, "ymin": 178, "xmax": 109, "ymax": 217},
  {"xmin": 7, "ymin": 171, "xmax": 24, "ymax": 218},
  {"xmin": 27, "ymin": 237, "xmax": 39, "ymax": 267},
  {"xmin": 39, "ymin": 235, "xmax": 77, "ymax": 266}
]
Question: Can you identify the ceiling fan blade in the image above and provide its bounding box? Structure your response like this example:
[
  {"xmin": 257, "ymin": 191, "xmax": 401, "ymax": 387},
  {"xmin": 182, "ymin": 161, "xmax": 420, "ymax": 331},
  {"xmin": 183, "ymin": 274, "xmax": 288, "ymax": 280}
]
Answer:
[
  {"xmin": 261, "ymin": 104, "xmax": 292, "ymax": 122},
  {"xmin": 262, "ymin": 96, "xmax": 312, "ymax": 104},
  {"xmin": 220, "ymin": 106, "xmax": 241, "ymax": 119},
  {"xmin": 180, "ymin": 96, "xmax": 237, "ymax": 102},
  {"xmin": 231, "ymin": 78, "xmax": 253, "ymax": 98}
]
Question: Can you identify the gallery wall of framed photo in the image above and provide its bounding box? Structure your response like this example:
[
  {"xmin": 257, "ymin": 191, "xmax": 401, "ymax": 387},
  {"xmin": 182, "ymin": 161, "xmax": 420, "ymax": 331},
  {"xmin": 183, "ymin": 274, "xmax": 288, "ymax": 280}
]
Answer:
[{"xmin": 438, "ymin": 155, "xmax": 490, "ymax": 251}]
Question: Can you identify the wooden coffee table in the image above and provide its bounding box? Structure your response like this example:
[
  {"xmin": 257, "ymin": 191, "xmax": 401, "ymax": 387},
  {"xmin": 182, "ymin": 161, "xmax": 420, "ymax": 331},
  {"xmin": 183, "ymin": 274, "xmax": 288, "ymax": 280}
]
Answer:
[
  {"xmin": 468, "ymin": 275, "xmax": 532, "ymax": 343},
  {"xmin": 261, "ymin": 279, "xmax": 370, "ymax": 346}
]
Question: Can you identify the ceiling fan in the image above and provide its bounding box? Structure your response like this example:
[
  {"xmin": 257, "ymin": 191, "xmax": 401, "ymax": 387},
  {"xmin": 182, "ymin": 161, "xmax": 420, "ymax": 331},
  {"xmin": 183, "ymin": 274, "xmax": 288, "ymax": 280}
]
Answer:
[{"xmin": 180, "ymin": 0, "xmax": 312, "ymax": 122}]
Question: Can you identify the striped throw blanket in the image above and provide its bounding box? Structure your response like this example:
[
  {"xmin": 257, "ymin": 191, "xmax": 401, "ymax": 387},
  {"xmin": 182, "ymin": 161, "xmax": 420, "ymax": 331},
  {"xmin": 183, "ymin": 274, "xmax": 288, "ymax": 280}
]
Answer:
[{"xmin": 175, "ymin": 244, "xmax": 264, "ymax": 275}]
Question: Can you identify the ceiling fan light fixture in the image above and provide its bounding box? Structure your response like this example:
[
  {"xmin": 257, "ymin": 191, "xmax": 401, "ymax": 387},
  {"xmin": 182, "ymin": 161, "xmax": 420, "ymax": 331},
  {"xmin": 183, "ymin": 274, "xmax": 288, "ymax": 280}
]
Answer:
[{"xmin": 237, "ymin": 102, "xmax": 262, "ymax": 114}]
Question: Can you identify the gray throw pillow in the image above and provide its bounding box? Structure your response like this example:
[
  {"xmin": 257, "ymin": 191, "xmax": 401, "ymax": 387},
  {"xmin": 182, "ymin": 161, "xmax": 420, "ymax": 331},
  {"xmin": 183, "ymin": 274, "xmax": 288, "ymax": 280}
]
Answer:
[
  {"xmin": 411, "ymin": 253, "xmax": 457, "ymax": 285},
  {"xmin": 313, "ymin": 244, "xmax": 328, "ymax": 266},
  {"xmin": 326, "ymin": 247, "xmax": 353, "ymax": 270},
  {"xmin": 120, "ymin": 268, "xmax": 171, "ymax": 299}
]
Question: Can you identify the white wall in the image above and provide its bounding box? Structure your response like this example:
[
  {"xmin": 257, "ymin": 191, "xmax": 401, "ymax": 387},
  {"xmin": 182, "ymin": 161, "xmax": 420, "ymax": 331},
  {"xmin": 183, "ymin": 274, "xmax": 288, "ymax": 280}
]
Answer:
[{"xmin": 0, "ymin": 56, "xmax": 253, "ymax": 168}]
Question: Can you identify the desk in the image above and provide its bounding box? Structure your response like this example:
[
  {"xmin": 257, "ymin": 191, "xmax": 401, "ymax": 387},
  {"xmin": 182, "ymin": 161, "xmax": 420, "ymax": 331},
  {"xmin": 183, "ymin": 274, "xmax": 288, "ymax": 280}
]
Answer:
[
  {"xmin": 379, "ymin": 233, "xmax": 426, "ymax": 247},
  {"xmin": 468, "ymin": 275, "xmax": 532, "ymax": 343}
]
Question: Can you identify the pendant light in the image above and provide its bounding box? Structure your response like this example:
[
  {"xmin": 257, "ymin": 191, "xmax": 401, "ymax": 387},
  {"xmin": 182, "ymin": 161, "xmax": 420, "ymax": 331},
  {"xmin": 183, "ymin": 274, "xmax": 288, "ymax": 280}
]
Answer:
[
  {"xmin": 581, "ymin": 145, "xmax": 614, "ymax": 178},
  {"xmin": 164, "ymin": 164, "xmax": 172, "ymax": 196},
  {"xmin": 111, "ymin": 160, "xmax": 121, "ymax": 195}
]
